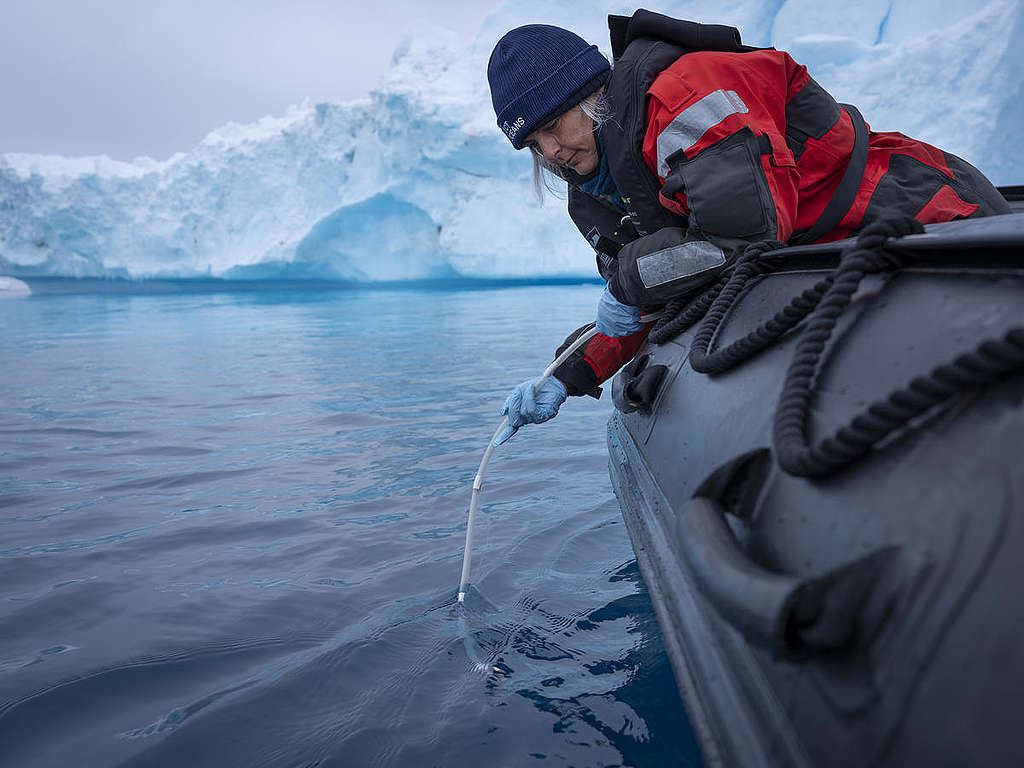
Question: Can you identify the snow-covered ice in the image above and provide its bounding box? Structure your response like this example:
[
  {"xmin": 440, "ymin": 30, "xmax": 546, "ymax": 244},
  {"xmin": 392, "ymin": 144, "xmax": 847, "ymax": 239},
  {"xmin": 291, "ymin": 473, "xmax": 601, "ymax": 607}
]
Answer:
[
  {"xmin": 0, "ymin": 0, "xmax": 1020, "ymax": 281},
  {"xmin": 0, "ymin": 276, "xmax": 30, "ymax": 297}
]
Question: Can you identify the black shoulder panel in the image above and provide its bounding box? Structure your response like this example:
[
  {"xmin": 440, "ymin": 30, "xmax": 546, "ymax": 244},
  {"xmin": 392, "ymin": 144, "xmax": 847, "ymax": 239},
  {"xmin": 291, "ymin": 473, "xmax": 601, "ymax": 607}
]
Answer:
[
  {"xmin": 608, "ymin": 10, "xmax": 745, "ymax": 62},
  {"xmin": 602, "ymin": 38, "xmax": 690, "ymax": 237},
  {"xmin": 599, "ymin": 10, "xmax": 765, "ymax": 239}
]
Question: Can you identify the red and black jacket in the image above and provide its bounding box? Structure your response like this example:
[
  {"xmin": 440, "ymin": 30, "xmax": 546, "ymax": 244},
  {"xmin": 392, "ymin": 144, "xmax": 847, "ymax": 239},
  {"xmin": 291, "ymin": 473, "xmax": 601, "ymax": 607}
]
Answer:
[{"xmin": 554, "ymin": 10, "xmax": 1009, "ymax": 399}]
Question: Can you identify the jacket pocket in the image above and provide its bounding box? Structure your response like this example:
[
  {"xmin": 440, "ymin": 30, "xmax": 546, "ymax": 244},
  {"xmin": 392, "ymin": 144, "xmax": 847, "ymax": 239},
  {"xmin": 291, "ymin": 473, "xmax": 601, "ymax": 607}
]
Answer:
[{"xmin": 673, "ymin": 127, "xmax": 776, "ymax": 239}]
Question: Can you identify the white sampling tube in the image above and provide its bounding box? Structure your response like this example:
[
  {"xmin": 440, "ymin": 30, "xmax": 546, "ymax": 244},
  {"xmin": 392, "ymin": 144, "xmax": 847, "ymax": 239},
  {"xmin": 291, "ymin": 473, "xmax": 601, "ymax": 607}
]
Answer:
[{"xmin": 456, "ymin": 325, "xmax": 601, "ymax": 602}]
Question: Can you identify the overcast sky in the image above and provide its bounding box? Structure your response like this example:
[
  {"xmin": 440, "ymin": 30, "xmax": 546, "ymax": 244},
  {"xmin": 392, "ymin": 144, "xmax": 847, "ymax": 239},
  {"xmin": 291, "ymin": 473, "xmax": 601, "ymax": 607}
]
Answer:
[{"xmin": 1, "ymin": 0, "xmax": 498, "ymax": 160}]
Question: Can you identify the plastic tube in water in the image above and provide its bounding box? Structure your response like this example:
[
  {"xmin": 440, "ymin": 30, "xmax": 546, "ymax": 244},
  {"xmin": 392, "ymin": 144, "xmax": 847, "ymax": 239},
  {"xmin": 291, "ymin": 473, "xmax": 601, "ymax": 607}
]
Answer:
[{"xmin": 457, "ymin": 325, "xmax": 601, "ymax": 602}]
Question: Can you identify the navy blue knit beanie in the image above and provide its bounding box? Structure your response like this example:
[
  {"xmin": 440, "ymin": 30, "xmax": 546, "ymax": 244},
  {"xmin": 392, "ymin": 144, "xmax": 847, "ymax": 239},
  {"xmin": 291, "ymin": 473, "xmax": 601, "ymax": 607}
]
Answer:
[{"xmin": 487, "ymin": 24, "xmax": 610, "ymax": 150}]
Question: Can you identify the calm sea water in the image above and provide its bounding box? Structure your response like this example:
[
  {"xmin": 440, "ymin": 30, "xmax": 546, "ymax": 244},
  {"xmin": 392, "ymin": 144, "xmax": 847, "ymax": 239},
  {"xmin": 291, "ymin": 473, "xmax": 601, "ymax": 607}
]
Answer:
[{"xmin": 0, "ymin": 283, "xmax": 701, "ymax": 767}]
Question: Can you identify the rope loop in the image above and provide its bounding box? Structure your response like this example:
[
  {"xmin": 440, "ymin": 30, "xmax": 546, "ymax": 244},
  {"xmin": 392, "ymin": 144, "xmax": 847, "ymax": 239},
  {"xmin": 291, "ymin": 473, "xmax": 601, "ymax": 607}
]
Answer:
[
  {"xmin": 773, "ymin": 214, "xmax": 1023, "ymax": 477},
  {"xmin": 651, "ymin": 240, "xmax": 791, "ymax": 346},
  {"xmin": 686, "ymin": 239, "xmax": 839, "ymax": 374},
  {"xmin": 647, "ymin": 216, "xmax": 1021, "ymax": 477},
  {"xmin": 648, "ymin": 275, "xmax": 728, "ymax": 345}
]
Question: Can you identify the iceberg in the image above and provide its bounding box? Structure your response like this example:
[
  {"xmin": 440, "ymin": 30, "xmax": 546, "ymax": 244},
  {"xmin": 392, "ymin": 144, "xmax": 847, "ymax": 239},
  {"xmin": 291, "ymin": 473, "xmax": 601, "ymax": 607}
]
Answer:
[
  {"xmin": 0, "ymin": 276, "xmax": 30, "ymax": 297},
  {"xmin": 0, "ymin": 0, "xmax": 1020, "ymax": 282}
]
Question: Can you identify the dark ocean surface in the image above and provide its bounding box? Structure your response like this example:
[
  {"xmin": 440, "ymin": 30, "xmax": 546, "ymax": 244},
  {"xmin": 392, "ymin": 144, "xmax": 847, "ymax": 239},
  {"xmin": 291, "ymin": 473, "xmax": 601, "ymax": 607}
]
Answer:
[{"xmin": 0, "ymin": 284, "xmax": 702, "ymax": 767}]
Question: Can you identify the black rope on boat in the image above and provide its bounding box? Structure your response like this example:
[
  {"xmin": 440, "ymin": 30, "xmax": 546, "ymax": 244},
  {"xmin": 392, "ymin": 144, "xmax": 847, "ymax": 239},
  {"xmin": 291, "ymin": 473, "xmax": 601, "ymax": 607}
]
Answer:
[
  {"xmin": 646, "ymin": 217, "xmax": 1024, "ymax": 477},
  {"xmin": 773, "ymin": 215, "xmax": 1024, "ymax": 477},
  {"xmin": 651, "ymin": 239, "xmax": 831, "ymax": 371},
  {"xmin": 648, "ymin": 275, "xmax": 728, "ymax": 345},
  {"xmin": 685, "ymin": 239, "xmax": 824, "ymax": 374}
]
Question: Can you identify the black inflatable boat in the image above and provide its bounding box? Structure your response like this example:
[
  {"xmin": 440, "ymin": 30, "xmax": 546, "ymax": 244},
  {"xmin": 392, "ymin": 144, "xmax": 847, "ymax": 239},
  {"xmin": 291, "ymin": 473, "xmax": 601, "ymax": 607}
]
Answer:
[{"xmin": 606, "ymin": 200, "xmax": 1024, "ymax": 767}]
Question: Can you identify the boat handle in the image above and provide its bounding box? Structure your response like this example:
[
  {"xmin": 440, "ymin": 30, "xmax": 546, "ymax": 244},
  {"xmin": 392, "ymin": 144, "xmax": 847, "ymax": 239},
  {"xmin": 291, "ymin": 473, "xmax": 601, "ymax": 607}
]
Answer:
[
  {"xmin": 612, "ymin": 354, "xmax": 668, "ymax": 413},
  {"xmin": 676, "ymin": 497, "xmax": 899, "ymax": 659}
]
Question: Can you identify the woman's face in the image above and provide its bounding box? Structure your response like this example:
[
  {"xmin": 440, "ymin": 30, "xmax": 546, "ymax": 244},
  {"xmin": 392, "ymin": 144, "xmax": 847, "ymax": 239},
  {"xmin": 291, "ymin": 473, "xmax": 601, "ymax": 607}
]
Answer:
[{"xmin": 525, "ymin": 105, "xmax": 598, "ymax": 175}]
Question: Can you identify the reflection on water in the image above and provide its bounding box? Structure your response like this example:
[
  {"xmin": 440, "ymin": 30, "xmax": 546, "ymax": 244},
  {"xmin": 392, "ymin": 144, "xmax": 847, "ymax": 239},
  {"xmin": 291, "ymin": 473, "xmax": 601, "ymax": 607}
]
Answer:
[{"xmin": 0, "ymin": 285, "xmax": 701, "ymax": 767}]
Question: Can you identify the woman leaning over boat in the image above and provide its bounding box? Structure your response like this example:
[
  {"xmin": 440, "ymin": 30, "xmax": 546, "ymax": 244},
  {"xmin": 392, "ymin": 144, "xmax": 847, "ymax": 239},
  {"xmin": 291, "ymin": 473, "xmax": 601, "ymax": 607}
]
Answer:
[{"xmin": 486, "ymin": 9, "xmax": 1010, "ymax": 444}]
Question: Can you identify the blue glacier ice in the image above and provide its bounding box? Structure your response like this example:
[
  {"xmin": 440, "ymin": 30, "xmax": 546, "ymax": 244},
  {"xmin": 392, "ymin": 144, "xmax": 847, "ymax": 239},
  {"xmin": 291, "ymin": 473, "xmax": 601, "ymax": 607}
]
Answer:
[{"xmin": 0, "ymin": 0, "xmax": 1020, "ymax": 282}]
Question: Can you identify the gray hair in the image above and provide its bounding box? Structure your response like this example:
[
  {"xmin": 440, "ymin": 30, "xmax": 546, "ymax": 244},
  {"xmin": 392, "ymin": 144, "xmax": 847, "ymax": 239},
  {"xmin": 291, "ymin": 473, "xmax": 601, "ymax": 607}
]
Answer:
[{"xmin": 530, "ymin": 88, "xmax": 612, "ymax": 203}]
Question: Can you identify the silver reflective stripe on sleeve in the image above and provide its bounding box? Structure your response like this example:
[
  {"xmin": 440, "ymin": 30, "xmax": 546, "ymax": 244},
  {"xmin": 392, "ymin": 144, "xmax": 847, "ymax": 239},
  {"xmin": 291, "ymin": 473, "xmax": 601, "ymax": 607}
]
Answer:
[
  {"xmin": 657, "ymin": 89, "xmax": 749, "ymax": 176},
  {"xmin": 636, "ymin": 241, "xmax": 726, "ymax": 288}
]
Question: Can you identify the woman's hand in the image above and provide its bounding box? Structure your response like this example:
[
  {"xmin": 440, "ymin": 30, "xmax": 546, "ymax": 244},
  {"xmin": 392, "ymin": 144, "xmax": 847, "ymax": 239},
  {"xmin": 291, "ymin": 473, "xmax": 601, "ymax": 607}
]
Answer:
[{"xmin": 494, "ymin": 377, "xmax": 568, "ymax": 445}]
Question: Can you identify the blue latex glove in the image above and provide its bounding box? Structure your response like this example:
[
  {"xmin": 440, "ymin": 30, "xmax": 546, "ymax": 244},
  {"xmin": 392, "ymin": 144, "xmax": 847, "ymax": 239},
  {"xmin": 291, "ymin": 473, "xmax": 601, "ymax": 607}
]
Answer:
[
  {"xmin": 494, "ymin": 377, "xmax": 568, "ymax": 445},
  {"xmin": 595, "ymin": 285, "xmax": 645, "ymax": 337}
]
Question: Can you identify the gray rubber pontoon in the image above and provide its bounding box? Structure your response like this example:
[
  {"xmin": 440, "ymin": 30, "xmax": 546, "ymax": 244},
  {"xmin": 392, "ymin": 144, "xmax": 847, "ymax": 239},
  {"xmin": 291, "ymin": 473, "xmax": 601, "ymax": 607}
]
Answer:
[{"xmin": 607, "ymin": 209, "xmax": 1024, "ymax": 767}]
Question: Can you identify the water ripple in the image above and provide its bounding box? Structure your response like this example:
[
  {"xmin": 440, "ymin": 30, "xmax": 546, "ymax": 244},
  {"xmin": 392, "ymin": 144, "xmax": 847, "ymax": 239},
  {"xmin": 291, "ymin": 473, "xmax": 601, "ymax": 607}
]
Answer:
[{"xmin": 0, "ymin": 286, "xmax": 701, "ymax": 767}]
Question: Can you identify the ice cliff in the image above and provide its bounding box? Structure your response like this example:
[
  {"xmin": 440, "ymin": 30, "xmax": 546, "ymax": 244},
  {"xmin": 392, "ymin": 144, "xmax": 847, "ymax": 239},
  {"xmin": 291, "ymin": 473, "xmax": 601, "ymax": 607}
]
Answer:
[{"xmin": 1, "ymin": 0, "xmax": 1020, "ymax": 281}]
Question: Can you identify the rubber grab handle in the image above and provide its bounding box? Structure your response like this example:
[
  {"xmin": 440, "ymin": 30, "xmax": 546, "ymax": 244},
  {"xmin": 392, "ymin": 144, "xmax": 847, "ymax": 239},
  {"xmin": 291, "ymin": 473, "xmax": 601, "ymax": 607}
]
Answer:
[
  {"xmin": 676, "ymin": 498, "xmax": 801, "ymax": 650},
  {"xmin": 676, "ymin": 498, "xmax": 896, "ymax": 659}
]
